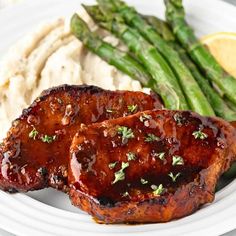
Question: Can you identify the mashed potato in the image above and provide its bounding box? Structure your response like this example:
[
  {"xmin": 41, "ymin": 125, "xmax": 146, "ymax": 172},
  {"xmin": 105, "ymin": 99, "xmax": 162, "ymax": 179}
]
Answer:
[{"xmin": 0, "ymin": 8, "xmax": 146, "ymax": 140}]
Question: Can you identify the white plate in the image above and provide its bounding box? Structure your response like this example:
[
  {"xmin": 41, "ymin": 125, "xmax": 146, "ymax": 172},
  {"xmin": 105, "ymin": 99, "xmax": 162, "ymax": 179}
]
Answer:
[{"xmin": 0, "ymin": 0, "xmax": 236, "ymax": 235}]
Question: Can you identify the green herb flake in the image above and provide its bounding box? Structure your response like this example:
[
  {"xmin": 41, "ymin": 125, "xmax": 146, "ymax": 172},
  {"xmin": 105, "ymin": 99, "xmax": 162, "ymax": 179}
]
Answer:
[
  {"xmin": 140, "ymin": 178, "xmax": 148, "ymax": 184},
  {"xmin": 145, "ymin": 133, "xmax": 160, "ymax": 142},
  {"xmin": 112, "ymin": 162, "xmax": 129, "ymax": 185},
  {"xmin": 41, "ymin": 135, "xmax": 57, "ymax": 144},
  {"xmin": 117, "ymin": 126, "xmax": 134, "ymax": 144},
  {"xmin": 151, "ymin": 184, "xmax": 165, "ymax": 196},
  {"xmin": 109, "ymin": 162, "xmax": 117, "ymax": 169},
  {"xmin": 37, "ymin": 167, "xmax": 48, "ymax": 176},
  {"xmin": 29, "ymin": 127, "xmax": 38, "ymax": 140},
  {"xmin": 153, "ymin": 152, "xmax": 165, "ymax": 161},
  {"xmin": 127, "ymin": 104, "xmax": 138, "ymax": 113},
  {"xmin": 126, "ymin": 152, "xmax": 136, "ymax": 161},
  {"xmin": 139, "ymin": 113, "xmax": 152, "ymax": 122},
  {"xmin": 168, "ymin": 172, "xmax": 181, "ymax": 182},
  {"xmin": 173, "ymin": 113, "xmax": 183, "ymax": 126},
  {"xmin": 192, "ymin": 130, "xmax": 208, "ymax": 140},
  {"xmin": 172, "ymin": 155, "xmax": 184, "ymax": 166}
]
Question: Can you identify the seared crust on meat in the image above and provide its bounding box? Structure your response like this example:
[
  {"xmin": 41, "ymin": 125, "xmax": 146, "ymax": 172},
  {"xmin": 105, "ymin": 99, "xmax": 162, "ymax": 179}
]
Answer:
[
  {"xmin": 0, "ymin": 84, "xmax": 162, "ymax": 192},
  {"xmin": 69, "ymin": 110, "xmax": 236, "ymax": 223}
]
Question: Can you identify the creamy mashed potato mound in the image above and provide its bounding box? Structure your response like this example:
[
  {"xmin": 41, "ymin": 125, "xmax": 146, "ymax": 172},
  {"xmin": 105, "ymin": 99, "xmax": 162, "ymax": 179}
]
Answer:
[{"xmin": 0, "ymin": 8, "xmax": 146, "ymax": 140}]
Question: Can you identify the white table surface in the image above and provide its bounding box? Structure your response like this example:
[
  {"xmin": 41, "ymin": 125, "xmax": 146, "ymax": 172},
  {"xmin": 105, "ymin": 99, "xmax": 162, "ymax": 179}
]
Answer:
[{"xmin": 0, "ymin": 0, "xmax": 235, "ymax": 235}]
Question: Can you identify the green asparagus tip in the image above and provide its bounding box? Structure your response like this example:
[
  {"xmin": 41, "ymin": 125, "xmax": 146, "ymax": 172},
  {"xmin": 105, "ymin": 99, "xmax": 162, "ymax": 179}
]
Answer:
[
  {"xmin": 164, "ymin": 0, "xmax": 182, "ymax": 7},
  {"xmin": 165, "ymin": 0, "xmax": 185, "ymax": 21},
  {"xmin": 97, "ymin": 0, "xmax": 130, "ymax": 14},
  {"xmin": 82, "ymin": 4, "xmax": 100, "ymax": 18},
  {"xmin": 83, "ymin": 4, "xmax": 108, "ymax": 23},
  {"xmin": 70, "ymin": 13, "xmax": 90, "ymax": 41},
  {"xmin": 96, "ymin": 0, "xmax": 120, "ymax": 11},
  {"xmin": 81, "ymin": 4, "xmax": 91, "ymax": 11},
  {"xmin": 170, "ymin": 0, "xmax": 183, "ymax": 8}
]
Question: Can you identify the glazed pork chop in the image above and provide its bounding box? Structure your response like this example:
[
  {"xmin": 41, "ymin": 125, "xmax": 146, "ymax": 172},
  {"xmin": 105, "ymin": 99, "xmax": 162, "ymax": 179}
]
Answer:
[
  {"xmin": 69, "ymin": 110, "xmax": 236, "ymax": 223},
  {"xmin": 0, "ymin": 85, "xmax": 162, "ymax": 193}
]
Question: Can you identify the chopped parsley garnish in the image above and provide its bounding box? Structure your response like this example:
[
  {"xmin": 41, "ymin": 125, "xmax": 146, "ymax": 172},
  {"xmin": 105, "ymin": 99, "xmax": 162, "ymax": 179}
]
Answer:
[
  {"xmin": 173, "ymin": 113, "xmax": 183, "ymax": 126},
  {"xmin": 29, "ymin": 128, "xmax": 57, "ymax": 144},
  {"xmin": 41, "ymin": 135, "xmax": 57, "ymax": 144},
  {"xmin": 153, "ymin": 152, "xmax": 165, "ymax": 161},
  {"xmin": 151, "ymin": 184, "xmax": 165, "ymax": 196},
  {"xmin": 126, "ymin": 152, "xmax": 136, "ymax": 161},
  {"xmin": 140, "ymin": 178, "xmax": 148, "ymax": 184},
  {"xmin": 168, "ymin": 172, "xmax": 181, "ymax": 182},
  {"xmin": 145, "ymin": 133, "xmax": 160, "ymax": 142},
  {"xmin": 112, "ymin": 162, "xmax": 129, "ymax": 185},
  {"xmin": 37, "ymin": 167, "xmax": 48, "ymax": 176},
  {"xmin": 109, "ymin": 162, "xmax": 117, "ymax": 169},
  {"xmin": 172, "ymin": 155, "xmax": 184, "ymax": 166},
  {"xmin": 117, "ymin": 126, "xmax": 134, "ymax": 144},
  {"xmin": 127, "ymin": 104, "xmax": 138, "ymax": 113},
  {"xmin": 29, "ymin": 127, "xmax": 38, "ymax": 140},
  {"xmin": 139, "ymin": 113, "xmax": 152, "ymax": 122},
  {"xmin": 192, "ymin": 130, "xmax": 208, "ymax": 140}
]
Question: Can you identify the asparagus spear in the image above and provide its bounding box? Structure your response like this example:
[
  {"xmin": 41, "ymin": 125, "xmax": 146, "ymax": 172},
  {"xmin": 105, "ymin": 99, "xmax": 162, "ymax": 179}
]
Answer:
[
  {"xmin": 146, "ymin": 15, "xmax": 236, "ymax": 181},
  {"xmin": 165, "ymin": 0, "xmax": 236, "ymax": 106},
  {"xmin": 82, "ymin": 6, "xmax": 189, "ymax": 110},
  {"xmin": 70, "ymin": 14, "xmax": 152, "ymax": 86},
  {"xmin": 226, "ymin": 98, "xmax": 236, "ymax": 112},
  {"xmin": 143, "ymin": 16, "xmax": 175, "ymax": 42},
  {"xmin": 145, "ymin": 15, "xmax": 236, "ymax": 121},
  {"xmin": 223, "ymin": 162, "xmax": 236, "ymax": 179},
  {"xmin": 96, "ymin": 0, "xmax": 215, "ymax": 117}
]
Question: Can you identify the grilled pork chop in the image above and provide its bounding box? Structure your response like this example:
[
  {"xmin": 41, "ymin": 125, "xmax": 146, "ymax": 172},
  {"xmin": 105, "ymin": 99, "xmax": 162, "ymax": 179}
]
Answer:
[
  {"xmin": 0, "ymin": 85, "xmax": 162, "ymax": 193},
  {"xmin": 69, "ymin": 110, "xmax": 236, "ymax": 223}
]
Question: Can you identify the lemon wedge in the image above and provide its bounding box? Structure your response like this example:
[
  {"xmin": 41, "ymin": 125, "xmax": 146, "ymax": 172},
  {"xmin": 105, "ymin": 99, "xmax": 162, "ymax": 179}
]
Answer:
[{"xmin": 201, "ymin": 32, "xmax": 236, "ymax": 78}]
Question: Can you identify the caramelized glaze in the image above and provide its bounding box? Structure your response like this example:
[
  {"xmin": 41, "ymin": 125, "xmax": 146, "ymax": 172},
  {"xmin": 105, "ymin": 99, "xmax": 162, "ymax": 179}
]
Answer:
[
  {"xmin": 69, "ymin": 110, "xmax": 236, "ymax": 223},
  {"xmin": 0, "ymin": 85, "xmax": 162, "ymax": 192}
]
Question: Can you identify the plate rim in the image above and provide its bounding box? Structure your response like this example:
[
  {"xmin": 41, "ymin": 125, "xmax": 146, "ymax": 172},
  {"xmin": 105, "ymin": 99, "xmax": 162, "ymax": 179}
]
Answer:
[{"xmin": 0, "ymin": 0, "xmax": 236, "ymax": 235}]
